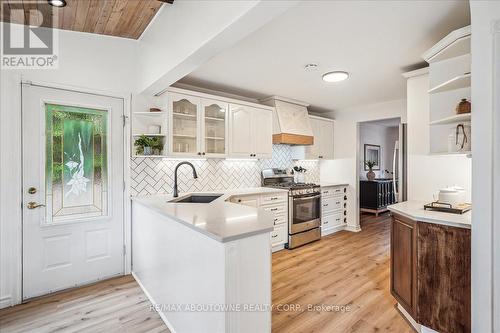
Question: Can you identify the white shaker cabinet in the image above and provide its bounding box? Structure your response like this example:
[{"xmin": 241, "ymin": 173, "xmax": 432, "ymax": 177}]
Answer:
[
  {"xmin": 291, "ymin": 116, "xmax": 334, "ymax": 160},
  {"xmin": 229, "ymin": 104, "xmax": 272, "ymax": 159}
]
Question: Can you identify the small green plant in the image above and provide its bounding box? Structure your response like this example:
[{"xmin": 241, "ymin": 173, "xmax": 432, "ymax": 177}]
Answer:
[
  {"xmin": 134, "ymin": 135, "xmax": 163, "ymax": 155},
  {"xmin": 365, "ymin": 160, "xmax": 376, "ymax": 170}
]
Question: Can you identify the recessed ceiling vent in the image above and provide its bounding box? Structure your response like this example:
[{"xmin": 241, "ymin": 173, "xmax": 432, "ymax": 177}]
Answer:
[{"xmin": 260, "ymin": 96, "xmax": 314, "ymax": 145}]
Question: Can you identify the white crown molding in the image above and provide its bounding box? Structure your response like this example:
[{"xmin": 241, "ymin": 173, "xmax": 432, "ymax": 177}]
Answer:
[{"xmin": 402, "ymin": 67, "xmax": 429, "ymax": 78}]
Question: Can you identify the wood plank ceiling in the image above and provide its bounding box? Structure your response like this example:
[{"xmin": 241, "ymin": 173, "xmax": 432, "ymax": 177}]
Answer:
[{"xmin": 0, "ymin": 0, "xmax": 168, "ymax": 39}]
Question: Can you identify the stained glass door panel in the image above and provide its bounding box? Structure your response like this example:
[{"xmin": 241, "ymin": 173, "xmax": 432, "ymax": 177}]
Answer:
[{"xmin": 45, "ymin": 104, "xmax": 108, "ymax": 223}]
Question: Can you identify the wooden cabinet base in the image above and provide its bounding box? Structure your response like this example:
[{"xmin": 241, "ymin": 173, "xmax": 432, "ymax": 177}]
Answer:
[
  {"xmin": 390, "ymin": 214, "xmax": 471, "ymax": 333},
  {"xmin": 417, "ymin": 222, "xmax": 471, "ymax": 333}
]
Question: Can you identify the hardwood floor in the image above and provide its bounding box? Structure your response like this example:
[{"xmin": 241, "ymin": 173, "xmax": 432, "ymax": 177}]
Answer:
[
  {"xmin": 0, "ymin": 275, "xmax": 169, "ymax": 333},
  {"xmin": 272, "ymin": 213, "xmax": 413, "ymax": 333},
  {"xmin": 0, "ymin": 213, "xmax": 411, "ymax": 333}
]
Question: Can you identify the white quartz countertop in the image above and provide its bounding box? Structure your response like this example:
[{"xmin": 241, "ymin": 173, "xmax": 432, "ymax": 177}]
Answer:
[
  {"xmin": 132, "ymin": 187, "xmax": 289, "ymax": 243},
  {"xmin": 388, "ymin": 201, "xmax": 471, "ymax": 229},
  {"xmin": 320, "ymin": 182, "xmax": 349, "ymax": 187}
]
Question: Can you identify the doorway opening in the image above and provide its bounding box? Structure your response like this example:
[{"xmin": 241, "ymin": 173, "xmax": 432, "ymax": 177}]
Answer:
[{"xmin": 357, "ymin": 118, "xmax": 407, "ymax": 221}]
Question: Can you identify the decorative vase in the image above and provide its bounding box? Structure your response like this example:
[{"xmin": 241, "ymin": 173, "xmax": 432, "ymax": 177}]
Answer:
[
  {"xmin": 366, "ymin": 169, "xmax": 375, "ymax": 181},
  {"xmin": 143, "ymin": 146, "xmax": 153, "ymax": 155},
  {"xmin": 456, "ymin": 98, "xmax": 471, "ymax": 114}
]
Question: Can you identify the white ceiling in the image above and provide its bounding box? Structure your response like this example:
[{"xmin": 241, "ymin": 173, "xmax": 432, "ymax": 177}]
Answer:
[{"xmin": 179, "ymin": 0, "xmax": 470, "ymax": 113}]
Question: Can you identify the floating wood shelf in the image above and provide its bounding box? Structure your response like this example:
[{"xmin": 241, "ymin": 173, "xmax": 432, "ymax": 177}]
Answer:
[
  {"xmin": 429, "ymin": 113, "xmax": 471, "ymax": 125},
  {"xmin": 428, "ymin": 73, "xmax": 471, "ymax": 94}
]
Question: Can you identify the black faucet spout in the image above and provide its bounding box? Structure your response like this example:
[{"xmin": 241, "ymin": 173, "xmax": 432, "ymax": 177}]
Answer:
[{"xmin": 173, "ymin": 161, "xmax": 198, "ymax": 198}]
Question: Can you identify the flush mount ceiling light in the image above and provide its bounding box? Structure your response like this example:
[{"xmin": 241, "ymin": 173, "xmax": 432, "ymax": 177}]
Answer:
[
  {"xmin": 47, "ymin": 0, "xmax": 66, "ymax": 7},
  {"xmin": 322, "ymin": 71, "xmax": 349, "ymax": 82}
]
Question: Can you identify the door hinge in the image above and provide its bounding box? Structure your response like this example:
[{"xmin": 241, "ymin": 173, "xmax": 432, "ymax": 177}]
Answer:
[
  {"xmin": 123, "ymin": 245, "xmax": 126, "ymax": 255},
  {"xmin": 123, "ymin": 180, "xmax": 126, "ymax": 191},
  {"xmin": 122, "ymin": 115, "xmax": 128, "ymax": 127}
]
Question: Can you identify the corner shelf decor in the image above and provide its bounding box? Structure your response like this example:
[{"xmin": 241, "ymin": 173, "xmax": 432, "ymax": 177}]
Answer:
[{"xmin": 423, "ymin": 25, "xmax": 471, "ymax": 156}]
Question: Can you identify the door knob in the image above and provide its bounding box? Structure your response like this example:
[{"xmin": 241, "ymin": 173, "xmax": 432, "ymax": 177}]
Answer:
[{"xmin": 27, "ymin": 202, "xmax": 45, "ymax": 209}]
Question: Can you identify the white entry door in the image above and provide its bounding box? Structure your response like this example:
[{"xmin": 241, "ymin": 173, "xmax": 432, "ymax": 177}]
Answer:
[{"xmin": 22, "ymin": 84, "xmax": 125, "ymax": 300}]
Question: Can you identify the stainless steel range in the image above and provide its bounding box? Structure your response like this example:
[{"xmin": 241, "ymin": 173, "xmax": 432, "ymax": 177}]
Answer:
[{"xmin": 262, "ymin": 168, "xmax": 321, "ymax": 249}]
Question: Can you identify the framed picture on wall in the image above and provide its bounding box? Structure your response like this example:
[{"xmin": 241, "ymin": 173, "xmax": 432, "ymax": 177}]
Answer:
[{"xmin": 364, "ymin": 144, "xmax": 381, "ymax": 170}]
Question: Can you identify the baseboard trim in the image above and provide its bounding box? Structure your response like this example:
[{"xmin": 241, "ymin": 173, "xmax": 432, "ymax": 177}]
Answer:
[
  {"xmin": 396, "ymin": 303, "xmax": 420, "ymax": 332},
  {"xmin": 345, "ymin": 225, "xmax": 362, "ymax": 233},
  {"xmin": 132, "ymin": 272, "xmax": 177, "ymax": 333},
  {"xmin": 272, "ymin": 244, "xmax": 285, "ymax": 252},
  {"xmin": 321, "ymin": 224, "xmax": 346, "ymax": 236},
  {"xmin": 0, "ymin": 295, "xmax": 12, "ymax": 309}
]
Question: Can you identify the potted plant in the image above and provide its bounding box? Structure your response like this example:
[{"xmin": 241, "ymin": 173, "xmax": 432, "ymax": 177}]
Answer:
[
  {"xmin": 365, "ymin": 160, "xmax": 376, "ymax": 181},
  {"xmin": 134, "ymin": 135, "xmax": 163, "ymax": 156}
]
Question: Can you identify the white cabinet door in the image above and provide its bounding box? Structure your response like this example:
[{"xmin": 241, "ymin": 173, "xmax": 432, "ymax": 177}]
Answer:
[
  {"xmin": 201, "ymin": 98, "xmax": 228, "ymax": 158},
  {"xmin": 252, "ymin": 107, "xmax": 273, "ymax": 159},
  {"xmin": 169, "ymin": 93, "xmax": 201, "ymax": 156},
  {"xmin": 229, "ymin": 104, "xmax": 254, "ymax": 158},
  {"xmin": 319, "ymin": 119, "xmax": 334, "ymax": 159},
  {"xmin": 307, "ymin": 117, "xmax": 321, "ymax": 159}
]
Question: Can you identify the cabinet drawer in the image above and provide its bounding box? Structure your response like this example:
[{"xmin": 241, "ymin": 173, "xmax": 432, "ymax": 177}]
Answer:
[
  {"xmin": 260, "ymin": 193, "xmax": 287, "ymax": 205},
  {"xmin": 322, "ymin": 186, "xmax": 346, "ymax": 197},
  {"xmin": 322, "ymin": 196, "xmax": 342, "ymax": 213},
  {"xmin": 271, "ymin": 225, "xmax": 286, "ymax": 245},
  {"xmin": 273, "ymin": 213, "xmax": 287, "ymax": 226},
  {"xmin": 322, "ymin": 212, "xmax": 343, "ymax": 228},
  {"xmin": 262, "ymin": 204, "xmax": 287, "ymax": 215},
  {"xmin": 231, "ymin": 195, "xmax": 259, "ymax": 208}
]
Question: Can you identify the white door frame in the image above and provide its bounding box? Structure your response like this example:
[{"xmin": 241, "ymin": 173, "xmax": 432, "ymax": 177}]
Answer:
[{"xmin": 18, "ymin": 79, "xmax": 132, "ymax": 301}]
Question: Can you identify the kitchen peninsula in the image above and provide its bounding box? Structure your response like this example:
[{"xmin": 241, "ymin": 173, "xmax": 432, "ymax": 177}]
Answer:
[
  {"xmin": 388, "ymin": 201, "xmax": 471, "ymax": 333},
  {"xmin": 131, "ymin": 187, "xmax": 287, "ymax": 333}
]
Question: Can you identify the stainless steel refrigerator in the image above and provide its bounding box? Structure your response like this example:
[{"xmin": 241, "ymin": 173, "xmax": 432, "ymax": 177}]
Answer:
[{"xmin": 393, "ymin": 123, "xmax": 407, "ymax": 202}]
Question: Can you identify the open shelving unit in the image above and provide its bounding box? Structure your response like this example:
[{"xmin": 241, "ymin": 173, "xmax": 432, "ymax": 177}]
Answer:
[
  {"xmin": 131, "ymin": 97, "xmax": 169, "ymax": 157},
  {"xmin": 423, "ymin": 25, "xmax": 471, "ymax": 156}
]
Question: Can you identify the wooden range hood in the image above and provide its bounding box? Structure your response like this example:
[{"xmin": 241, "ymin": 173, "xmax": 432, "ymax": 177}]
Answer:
[{"xmin": 260, "ymin": 96, "xmax": 314, "ymax": 145}]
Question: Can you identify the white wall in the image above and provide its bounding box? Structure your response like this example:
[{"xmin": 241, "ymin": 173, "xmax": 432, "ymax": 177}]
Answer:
[
  {"xmin": 0, "ymin": 25, "xmax": 137, "ymax": 308},
  {"xmin": 320, "ymin": 99, "xmax": 406, "ymax": 230},
  {"xmin": 406, "ymin": 72, "xmax": 472, "ymax": 202},
  {"xmin": 469, "ymin": 2, "xmax": 500, "ymax": 331},
  {"xmin": 137, "ymin": 1, "xmax": 296, "ymax": 95},
  {"xmin": 358, "ymin": 124, "xmax": 398, "ymax": 179}
]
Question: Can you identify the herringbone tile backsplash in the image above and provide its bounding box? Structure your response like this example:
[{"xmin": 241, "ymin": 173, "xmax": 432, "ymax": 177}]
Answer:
[{"xmin": 130, "ymin": 145, "xmax": 319, "ymax": 196}]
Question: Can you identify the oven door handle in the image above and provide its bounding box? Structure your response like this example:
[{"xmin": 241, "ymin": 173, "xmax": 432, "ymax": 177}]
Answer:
[{"xmin": 293, "ymin": 194, "xmax": 321, "ymax": 201}]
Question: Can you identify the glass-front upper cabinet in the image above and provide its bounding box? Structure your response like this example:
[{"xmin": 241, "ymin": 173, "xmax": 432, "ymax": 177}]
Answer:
[
  {"xmin": 201, "ymin": 98, "xmax": 228, "ymax": 157},
  {"xmin": 169, "ymin": 93, "xmax": 200, "ymax": 156}
]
